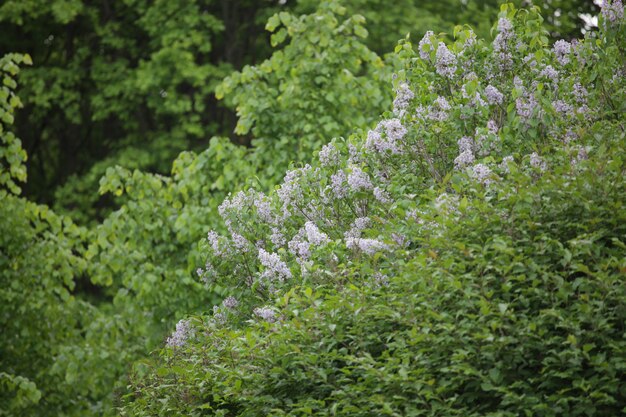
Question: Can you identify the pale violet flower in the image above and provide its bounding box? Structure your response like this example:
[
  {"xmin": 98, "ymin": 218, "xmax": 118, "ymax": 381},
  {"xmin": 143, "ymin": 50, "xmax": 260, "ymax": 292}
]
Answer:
[
  {"xmin": 418, "ymin": 31, "xmax": 435, "ymax": 61},
  {"xmin": 304, "ymin": 221, "xmax": 329, "ymax": 246},
  {"xmin": 471, "ymin": 163, "xmax": 493, "ymax": 185},
  {"xmin": 347, "ymin": 167, "xmax": 373, "ymax": 191},
  {"xmin": 345, "ymin": 237, "xmax": 389, "ymax": 255},
  {"xmin": 222, "ymin": 296, "xmax": 239, "ymax": 309},
  {"xmin": 258, "ymin": 248, "xmax": 292, "ymax": 282},
  {"xmin": 166, "ymin": 319, "xmax": 192, "ymax": 348},
  {"xmin": 253, "ymin": 307, "xmax": 276, "ymax": 323},
  {"xmin": 485, "ymin": 85, "xmax": 504, "ymax": 105},
  {"xmin": 553, "ymin": 40, "xmax": 571, "ymax": 66},
  {"xmin": 435, "ymin": 42, "xmax": 457, "ymax": 78}
]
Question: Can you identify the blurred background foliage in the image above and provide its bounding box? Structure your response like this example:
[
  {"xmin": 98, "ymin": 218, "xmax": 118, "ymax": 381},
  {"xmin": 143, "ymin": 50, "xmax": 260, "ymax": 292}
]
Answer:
[{"xmin": 0, "ymin": 1, "xmax": 603, "ymax": 416}]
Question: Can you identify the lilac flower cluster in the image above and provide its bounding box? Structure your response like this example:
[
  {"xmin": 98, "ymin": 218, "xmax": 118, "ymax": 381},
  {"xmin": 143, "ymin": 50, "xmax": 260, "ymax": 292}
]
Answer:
[
  {"xmin": 471, "ymin": 163, "xmax": 493, "ymax": 185},
  {"xmin": 277, "ymin": 166, "xmax": 311, "ymax": 216},
  {"xmin": 484, "ymin": 85, "xmax": 504, "ymax": 105},
  {"xmin": 258, "ymin": 248, "xmax": 292, "ymax": 282},
  {"xmin": 552, "ymin": 99, "xmax": 573, "ymax": 116},
  {"xmin": 416, "ymin": 96, "xmax": 451, "ymax": 123},
  {"xmin": 373, "ymin": 187, "xmax": 392, "ymax": 204},
  {"xmin": 344, "ymin": 217, "xmax": 371, "ymax": 239},
  {"xmin": 454, "ymin": 150, "xmax": 475, "ymax": 169},
  {"xmin": 252, "ymin": 191, "xmax": 275, "ymax": 223},
  {"xmin": 529, "ymin": 152, "xmax": 547, "ymax": 171},
  {"xmin": 207, "ymin": 230, "xmax": 225, "ymax": 256},
  {"xmin": 366, "ymin": 119, "xmax": 407, "ymax": 154},
  {"xmin": 345, "ymin": 237, "xmax": 389, "ymax": 255},
  {"xmin": 393, "ymin": 83, "xmax": 414, "ymax": 115},
  {"xmin": 572, "ymin": 83, "xmax": 588, "ymax": 105},
  {"xmin": 418, "ymin": 31, "xmax": 435, "ymax": 61},
  {"xmin": 347, "ymin": 166, "xmax": 373, "ymax": 191},
  {"xmin": 253, "ymin": 307, "xmax": 276, "ymax": 323},
  {"xmin": 539, "ymin": 65, "xmax": 559, "ymax": 84},
  {"xmin": 166, "ymin": 319, "xmax": 192, "ymax": 348},
  {"xmin": 218, "ymin": 191, "xmax": 249, "ymax": 227},
  {"xmin": 493, "ymin": 18, "xmax": 515, "ymax": 70},
  {"xmin": 270, "ymin": 227, "xmax": 286, "ymax": 246},
  {"xmin": 553, "ymin": 40, "xmax": 571, "ymax": 66},
  {"xmin": 435, "ymin": 42, "xmax": 457, "ymax": 78},
  {"xmin": 601, "ymin": 0, "xmax": 624, "ymax": 27},
  {"xmin": 330, "ymin": 170, "xmax": 348, "ymax": 199},
  {"xmin": 516, "ymin": 94, "xmax": 538, "ymax": 121},
  {"xmin": 231, "ymin": 232, "xmax": 250, "ymax": 252},
  {"xmin": 222, "ymin": 296, "xmax": 239, "ymax": 309},
  {"xmin": 500, "ymin": 156, "xmax": 515, "ymax": 173},
  {"xmin": 197, "ymin": 262, "xmax": 216, "ymax": 286},
  {"xmin": 304, "ymin": 221, "xmax": 329, "ymax": 245},
  {"xmin": 454, "ymin": 136, "xmax": 477, "ymax": 170},
  {"xmin": 288, "ymin": 229, "xmax": 310, "ymax": 260},
  {"xmin": 319, "ymin": 143, "xmax": 341, "ymax": 167}
]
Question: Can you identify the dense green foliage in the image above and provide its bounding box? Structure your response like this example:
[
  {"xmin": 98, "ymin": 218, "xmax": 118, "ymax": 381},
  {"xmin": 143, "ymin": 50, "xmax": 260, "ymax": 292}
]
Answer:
[
  {"xmin": 1, "ymin": 1, "xmax": 623, "ymax": 416},
  {"xmin": 121, "ymin": 3, "xmax": 626, "ymax": 416}
]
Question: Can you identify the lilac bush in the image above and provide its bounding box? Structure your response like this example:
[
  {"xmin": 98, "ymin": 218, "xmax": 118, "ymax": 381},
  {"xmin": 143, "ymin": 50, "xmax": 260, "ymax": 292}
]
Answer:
[{"xmin": 137, "ymin": 4, "xmax": 625, "ymax": 416}]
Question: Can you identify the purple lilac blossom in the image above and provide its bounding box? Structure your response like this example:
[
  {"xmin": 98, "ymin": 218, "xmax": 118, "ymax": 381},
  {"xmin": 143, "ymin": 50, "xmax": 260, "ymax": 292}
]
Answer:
[
  {"xmin": 418, "ymin": 31, "xmax": 435, "ymax": 61},
  {"xmin": 344, "ymin": 217, "xmax": 371, "ymax": 239},
  {"xmin": 373, "ymin": 187, "xmax": 392, "ymax": 203},
  {"xmin": 454, "ymin": 149, "xmax": 475, "ymax": 169},
  {"xmin": 345, "ymin": 237, "xmax": 389, "ymax": 255},
  {"xmin": 258, "ymin": 248, "xmax": 292, "ymax": 282},
  {"xmin": 485, "ymin": 85, "xmax": 504, "ymax": 105},
  {"xmin": 253, "ymin": 307, "xmax": 276, "ymax": 323},
  {"xmin": 516, "ymin": 95, "xmax": 538, "ymax": 121},
  {"xmin": 330, "ymin": 170, "xmax": 348, "ymax": 199},
  {"xmin": 253, "ymin": 192, "xmax": 274, "ymax": 223},
  {"xmin": 471, "ymin": 163, "xmax": 493, "ymax": 185},
  {"xmin": 493, "ymin": 18, "xmax": 515, "ymax": 70},
  {"xmin": 270, "ymin": 227, "xmax": 286, "ymax": 247},
  {"xmin": 166, "ymin": 319, "xmax": 192, "ymax": 348},
  {"xmin": 435, "ymin": 42, "xmax": 457, "ymax": 78},
  {"xmin": 553, "ymin": 40, "xmax": 571, "ymax": 66},
  {"xmin": 500, "ymin": 156, "xmax": 515, "ymax": 173},
  {"xmin": 304, "ymin": 221, "xmax": 329, "ymax": 245},
  {"xmin": 319, "ymin": 143, "xmax": 340, "ymax": 167},
  {"xmin": 207, "ymin": 230, "xmax": 225, "ymax": 256},
  {"xmin": 457, "ymin": 136, "xmax": 475, "ymax": 153},
  {"xmin": 393, "ymin": 83, "xmax": 414, "ymax": 114},
  {"xmin": 601, "ymin": 0, "xmax": 624, "ymax": 27},
  {"xmin": 540, "ymin": 65, "xmax": 559, "ymax": 83},
  {"xmin": 288, "ymin": 230, "xmax": 311, "ymax": 260},
  {"xmin": 552, "ymin": 100, "xmax": 573, "ymax": 115},
  {"xmin": 222, "ymin": 296, "xmax": 239, "ymax": 309},
  {"xmin": 529, "ymin": 152, "xmax": 547, "ymax": 171},
  {"xmin": 230, "ymin": 232, "xmax": 250, "ymax": 252},
  {"xmin": 572, "ymin": 83, "xmax": 588, "ymax": 104},
  {"xmin": 347, "ymin": 167, "xmax": 373, "ymax": 191}
]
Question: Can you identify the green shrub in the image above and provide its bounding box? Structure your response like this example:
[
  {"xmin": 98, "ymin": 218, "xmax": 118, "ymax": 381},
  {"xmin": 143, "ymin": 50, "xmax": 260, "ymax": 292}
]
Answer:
[{"xmin": 121, "ymin": 2, "xmax": 626, "ymax": 416}]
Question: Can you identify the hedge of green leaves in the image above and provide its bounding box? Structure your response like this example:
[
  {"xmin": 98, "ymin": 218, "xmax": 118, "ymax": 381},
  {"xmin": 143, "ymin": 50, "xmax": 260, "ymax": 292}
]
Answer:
[{"xmin": 122, "ymin": 3, "xmax": 626, "ymax": 416}]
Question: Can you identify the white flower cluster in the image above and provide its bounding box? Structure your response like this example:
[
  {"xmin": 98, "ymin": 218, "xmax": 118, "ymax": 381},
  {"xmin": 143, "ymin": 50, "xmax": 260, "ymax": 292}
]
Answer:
[
  {"xmin": 347, "ymin": 166, "xmax": 373, "ymax": 191},
  {"xmin": 435, "ymin": 42, "xmax": 457, "ymax": 78},
  {"xmin": 345, "ymin": 237, "xmax": 389, "ymax": 255},
  {"xmin": 253, "ymin": 307, "xmax": 276, "ymax": 323},
  {"xmin": 258, "ymin": 248, "xmax": 292, "ymax": 282},
  {"xmin": 365, "ymin": 119, "xmax": 408, "ymax": 154},
  {"xmin": 166, "ymin": 319, "xmax": 192, "ymax": 348},
  {"xmin": 393, "ymin": 82, "xmax": 415, "ymax": 115}
]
